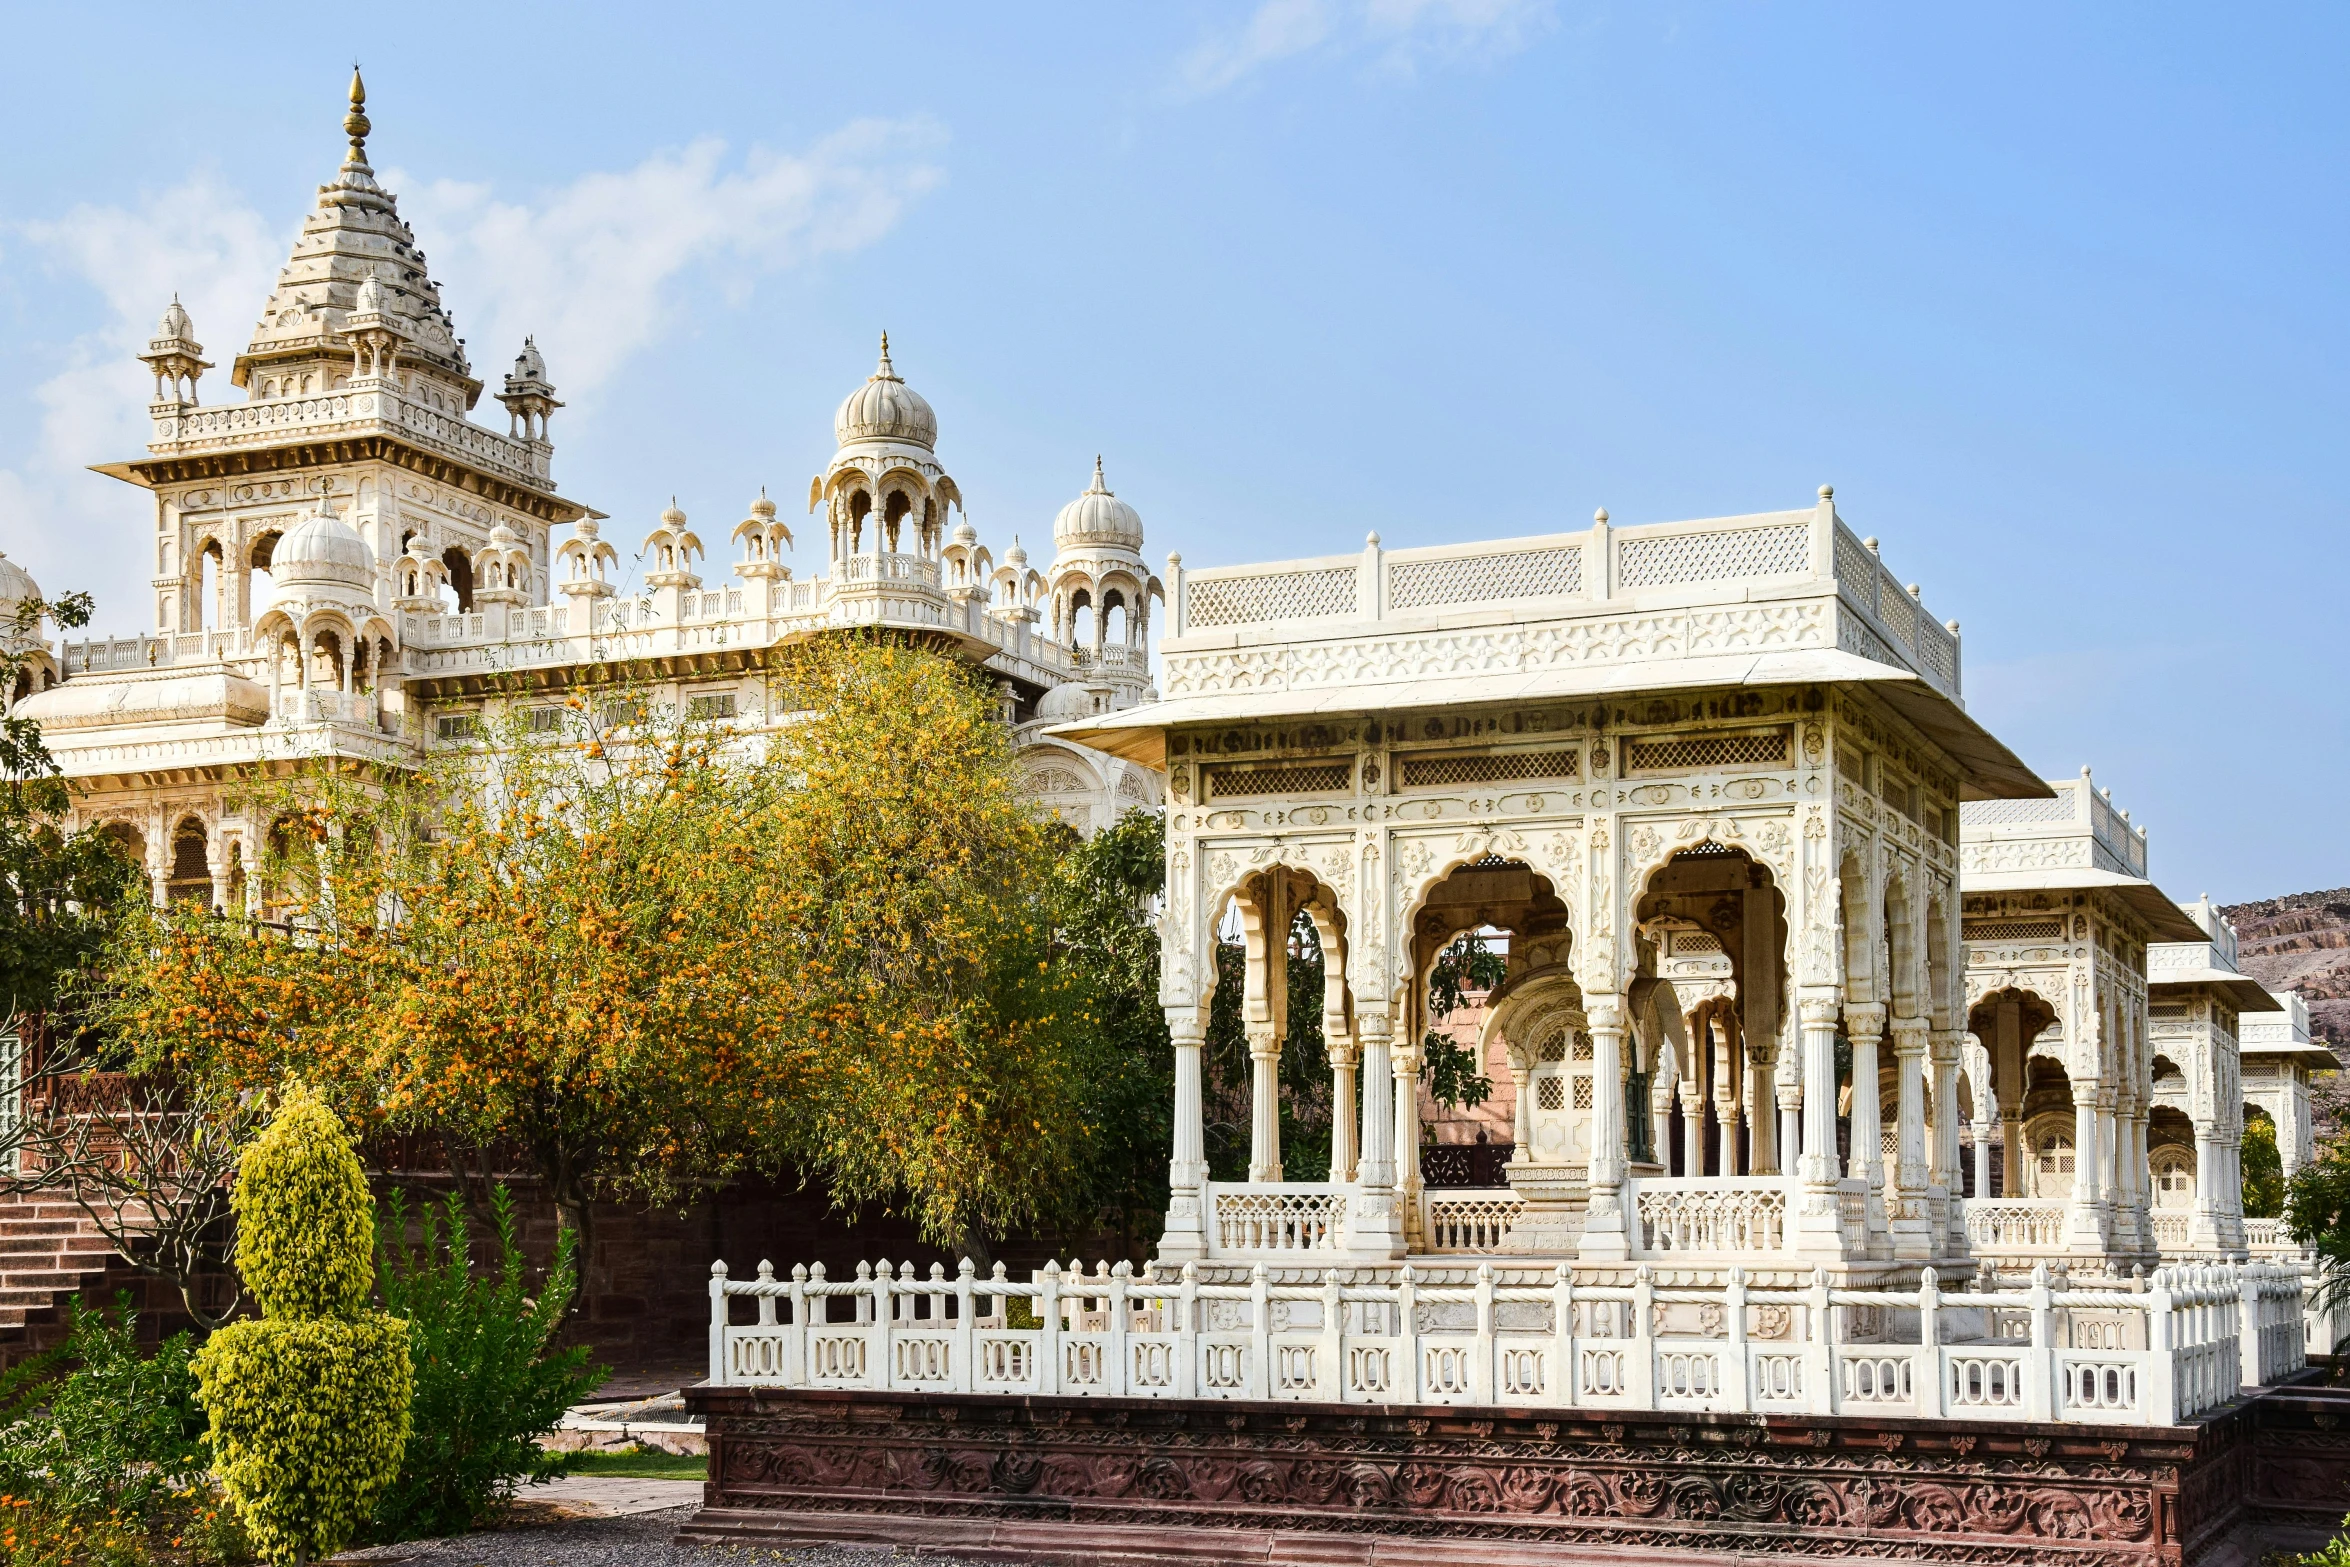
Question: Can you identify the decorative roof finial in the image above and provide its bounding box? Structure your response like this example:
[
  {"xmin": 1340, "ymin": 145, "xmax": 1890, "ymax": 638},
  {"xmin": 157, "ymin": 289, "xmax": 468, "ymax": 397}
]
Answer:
[
  {"xmin": 875, "ymin": 331, "xmax": 897, "ymax": 380},
  {"xmin": 344, "ymin": 65, "xmax": 371, "ymax": 165},
  {"xmin": 1090, "ymin": 454, "xmax": 1109, "ymax": 493}
]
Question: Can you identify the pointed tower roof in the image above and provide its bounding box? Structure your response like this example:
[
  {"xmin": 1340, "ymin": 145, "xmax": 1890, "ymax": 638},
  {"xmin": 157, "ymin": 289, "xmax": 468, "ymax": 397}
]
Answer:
[{"xmin": 235, "ymin": 70, "xmax": 474, "ymax": 395}]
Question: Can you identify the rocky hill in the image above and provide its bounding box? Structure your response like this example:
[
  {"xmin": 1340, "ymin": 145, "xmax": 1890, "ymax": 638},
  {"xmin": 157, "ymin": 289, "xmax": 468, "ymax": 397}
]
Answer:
[{"xmin": 2219, "ymin": 887, "xmax": 2350, "ymax": 1048}]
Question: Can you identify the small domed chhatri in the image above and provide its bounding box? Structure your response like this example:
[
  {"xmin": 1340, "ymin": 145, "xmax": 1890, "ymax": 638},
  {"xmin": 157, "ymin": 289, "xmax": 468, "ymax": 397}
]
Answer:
[
  {"xmin": 1053, "ymin": 456, "xmax": 1144, "ymax": 551},
  {"xmin": 833, "ymin": 332, "xmax": 938, "ymax": 450},
  {"xmin": 267, "ymin": 494, "xmax": 374, "ymax": 592}
]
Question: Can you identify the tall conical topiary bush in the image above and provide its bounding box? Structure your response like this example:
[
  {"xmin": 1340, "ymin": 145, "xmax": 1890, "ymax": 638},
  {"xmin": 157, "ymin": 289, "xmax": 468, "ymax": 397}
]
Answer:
[{"xmin": 194, "ymin": 1087, "xmax": 413, "ymax": 1566}]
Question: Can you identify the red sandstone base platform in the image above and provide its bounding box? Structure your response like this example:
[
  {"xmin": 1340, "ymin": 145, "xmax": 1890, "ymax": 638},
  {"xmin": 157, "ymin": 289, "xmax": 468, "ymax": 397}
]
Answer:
[{"xmin": 681, "ymin": 1383, "xmax": 2350, "ymax": 1567}]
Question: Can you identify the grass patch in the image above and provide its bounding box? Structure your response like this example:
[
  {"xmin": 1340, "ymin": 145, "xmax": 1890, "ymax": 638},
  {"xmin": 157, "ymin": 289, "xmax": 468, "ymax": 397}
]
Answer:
[{"xmin": 558, "ymin": 1445, "xmax": 708, "ymax": 1481}]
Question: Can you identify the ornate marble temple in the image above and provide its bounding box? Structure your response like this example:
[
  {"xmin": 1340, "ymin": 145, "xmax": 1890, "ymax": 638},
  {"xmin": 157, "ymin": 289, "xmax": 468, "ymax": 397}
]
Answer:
[{"xmin": 9, "ymin": 72, "xmax": 1160, "ymax": 912}]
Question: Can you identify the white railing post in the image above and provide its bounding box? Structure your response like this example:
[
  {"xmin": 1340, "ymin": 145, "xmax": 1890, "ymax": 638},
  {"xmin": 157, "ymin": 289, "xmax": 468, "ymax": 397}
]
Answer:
[
  {"xmin": 2027, "ymin": 1263, "xmax": 2055, "ymax": 1421},
  {"xmin": 1398, "ymin": 1265, "xmax": 1420, "ymax": 1403},
  {"xmin": 1319, "ymin": 1269, "xmax": 1344, "ymax": 1403},
  {"xmin": 1110, "ymin": 1261, "xmax": 1132, "ymax": 1397},
  {"xmin": 1473, "ymin": 1262, "xmax": 1497, "ymax": 1405},
  {"xmin": 1251, "ymin": 1262, "xmax": 1273, "ymax": 1400},
  {"xmin": 1806, "ymin": 1268, "xmax": 1835, "ymax": 1415},
  {"xmin": 2239, "ymin": 1264, "xmax": 2262, "ymax": 1391},
  {"xmin": 1724, "ymin": 1267, "xmax": 1751, "ymax": 1414},
  {"xmin": 873, "ymin": 1259, "xmax": 896, "ymax": 1387},
  {"xmin": 1038, "ymin": 1262, "xmax": 1063, "ymax": 1396},
  {"xmin": 709, "ymin": 1260, "xmax": 729, "ymax": 1386},
  {"xmin": 1178, "ymin": 1263, "xmax": 1200, "ymax": 1399},
  {"xmin": 796, "ymin": 1263, "xmax": 817, "ymax": 1386},
  {"xmin": 955, "ymin": 1258, "xmax": 976, "ymax": 1393},
  {"xmin": 756, "ymin": 1259, "xmax": 778, "ymax": 1326},
  {"xmin": 2147, "ymin": 1266, "xmax": 2177, "ymax": 1424},
  {"xmin": 1916, "ymin": 1268, "xmax": 1942, "ymax": 1419},
  {"xmin": 1361, "ymin": 532, "xmax": 1385, "ymax": 623},
  {"xmin": 1552, "ymin": 1266, "xmax": 1577, "ymax": 1408},
  {"xmin": 1631, "ymin": 1265, "xmax": 1656, "ymax": 1408}
]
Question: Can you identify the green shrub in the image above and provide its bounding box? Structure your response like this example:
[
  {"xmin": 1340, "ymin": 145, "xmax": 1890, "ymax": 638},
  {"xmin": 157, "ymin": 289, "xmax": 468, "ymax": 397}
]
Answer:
[
  {"xmin": 226, "ymin": 1088, "xmax": 377, "ymax": 1321},
  {"xmin": 0, "ymin": 1297, "xmax": 252, "ymax": 1565},
  {"xmin": 194, "ymin": 1087, "xmax": 411, "ymax": 1566},
  {"xmin": 365, "ymin": 1186, "xmax": 604, "ymax": 1541},
  {"xmin": 6, "ymin": 1298, "xmax": 206, "ymax": 1517}
]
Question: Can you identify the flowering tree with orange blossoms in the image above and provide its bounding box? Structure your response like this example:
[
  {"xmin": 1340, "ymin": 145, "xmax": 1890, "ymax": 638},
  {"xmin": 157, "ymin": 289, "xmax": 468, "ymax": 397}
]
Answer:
[
  {"xmin": 752, "ymin": 637, "xmax": 1095, "ymax": 1250},
  {"xmin": 100, "ymin": 637, "xmax": 1101, "ymax": 1258}
]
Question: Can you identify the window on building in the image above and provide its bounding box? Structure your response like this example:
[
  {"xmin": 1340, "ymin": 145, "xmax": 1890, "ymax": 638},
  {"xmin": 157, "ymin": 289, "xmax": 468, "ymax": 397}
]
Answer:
[{"xmin": 687, "ymin": 691, "xmax": 737, "ymax": 721}]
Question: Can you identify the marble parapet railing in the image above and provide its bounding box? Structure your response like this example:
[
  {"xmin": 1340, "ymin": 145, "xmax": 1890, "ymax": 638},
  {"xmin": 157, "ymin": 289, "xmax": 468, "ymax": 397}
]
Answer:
[
  {"xmin": 1964, "ymin": 1197, "xmax": 2071, "ymax": 1257},
  {"xmin": 1420, "ymin": 1189, "xmax": 1524, "ymax": 1253},
  {"xmin": 1165, "ymin": 504, "xmax": 1961, "ymax": 702},
  {"xmin": 705, "ymin": 1255, "xmax": 2305, "ymax": 1427},
  {"xmin": 148, "ymin": 384, "xmax": 554, "ymax": 490},
  {"xmin": 65, "ymin": 568, "xmax": 1091, "ymax": 701},
  {"xmin": 1957, "ymin": 774, "xmax": 2151, "ymax": 878}
]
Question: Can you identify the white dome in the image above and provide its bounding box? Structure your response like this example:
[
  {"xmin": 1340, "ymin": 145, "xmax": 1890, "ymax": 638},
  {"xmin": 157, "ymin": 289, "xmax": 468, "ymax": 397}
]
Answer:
[
  {"xmin": 0, "ymin": 550, "xmax": 43, "ymax": 613},
  {"xmin": 513, "ymin": 335, "xmax": 546, "ymax": 381},
  {"xmin": 154, "ymin": 297, "xmax": 195, "ymax": 343},
  {"xmin": 268, "ymin": 500, "xmax": 374, "ymax": 592},
  {"xmin": 1053, "ymin": 457, "xmax": 1143, "ymax": 551},
  {"xmin": 1038, "ymin": 683, "xmax": 1108, "ymax": 722},
  {"xmin": 833, "ymin": 333, "xmax": 937, "ymax": 450}
]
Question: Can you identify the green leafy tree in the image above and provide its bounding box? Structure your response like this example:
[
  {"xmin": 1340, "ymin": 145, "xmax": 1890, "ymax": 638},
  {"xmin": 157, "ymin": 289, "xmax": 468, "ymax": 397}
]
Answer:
[
  {"xmin": 1047, "ymin": 809, "xmax": 1172, "ymax": 1256},
  {"xmin": 368, "ymin": 1185, "xmax": 604, "ymax": 1541},
  {"xmin": 2285, "ymin": 1112, "xmax": 2350, "ymax": 1355},
  {"xmin": 194, "ymin": 1088, "xmax": 413, "ymax": 1566},
  {"xmin": 2244, "ymin": 1109, "xmax": 2286, "ymax": 1220},
  {"xmin": 0, "ymin": 590, "xmax": 141, "ymax": 1025},
  {"xmin": 1423, "ymin": 932, "xmax": 1504, "ymax": 1113}
]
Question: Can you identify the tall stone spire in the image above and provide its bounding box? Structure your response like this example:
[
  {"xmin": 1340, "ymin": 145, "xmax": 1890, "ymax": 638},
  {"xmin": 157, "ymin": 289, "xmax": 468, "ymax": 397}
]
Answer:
[{"xmin": 234, "ymin": 71, "xmax": 474, "ymax": 398}]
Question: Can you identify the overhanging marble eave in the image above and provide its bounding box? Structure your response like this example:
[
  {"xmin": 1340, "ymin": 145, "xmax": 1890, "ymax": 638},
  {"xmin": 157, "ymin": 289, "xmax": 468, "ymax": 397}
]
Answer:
[
  {"xmin": 1959, "ymin": 868, "xmax": 2209, "ymax": 942},
  {"xmin": 1050, "ymin": 646, "xmax": 2045, "ymax": 800}
]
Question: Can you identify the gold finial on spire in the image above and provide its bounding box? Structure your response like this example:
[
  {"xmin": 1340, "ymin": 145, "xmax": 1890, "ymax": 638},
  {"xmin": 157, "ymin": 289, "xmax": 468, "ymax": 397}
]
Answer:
[
  {"xmin": 344, "ymin": 66, "xmax": 371, "ymax": 164},
  {"xmin": 875, "ymin": 330, "xmax": 898, "ymax": 379}
]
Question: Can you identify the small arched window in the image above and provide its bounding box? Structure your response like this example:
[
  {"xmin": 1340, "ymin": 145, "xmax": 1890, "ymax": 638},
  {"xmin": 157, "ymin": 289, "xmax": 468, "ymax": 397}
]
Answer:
[{"xmin": 2151, "ymin": 1149, "xmax": 2195, "ymax": 1209}]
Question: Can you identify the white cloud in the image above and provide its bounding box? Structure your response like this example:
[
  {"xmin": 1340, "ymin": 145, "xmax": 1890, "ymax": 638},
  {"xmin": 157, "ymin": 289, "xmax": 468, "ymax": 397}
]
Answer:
[
  {"xmin": 390, "ymin": 118, "xmax": 945, "ymax": 401},
  {"xmin": 0, "ymin": 176, "xmax": 281, "ymax": 620},
  {"xmin": 0, "ymin": 122, "xmax": 943, "ymax": 632},
  {"xmin": 1176, "ymin": 0, "xmax": 1553, "ymax": 95}
]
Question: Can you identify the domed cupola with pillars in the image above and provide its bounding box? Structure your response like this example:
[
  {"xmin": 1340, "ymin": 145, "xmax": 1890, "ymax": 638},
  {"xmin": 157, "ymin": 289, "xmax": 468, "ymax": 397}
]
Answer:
[
  {"xmin": 809, "ymin": 334, "xmax": 964, "ymax": 575},
  {"xmin": 1045, "ymin": 457, "xmax": 1161, "ymax": 693}
]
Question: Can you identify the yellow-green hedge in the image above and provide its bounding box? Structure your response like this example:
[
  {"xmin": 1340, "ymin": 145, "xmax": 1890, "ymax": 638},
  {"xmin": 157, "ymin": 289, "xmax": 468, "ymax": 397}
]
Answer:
[
  {"xmin": 194, "ymin": 1315, "xmax": 412, "ymax": 1565},
  {"xmin": 195, "ymin": 1086, "xmax": 413, "ymax": 1565},
  {"xmin": 229, "ymin": 1086, "xmax": 376, "ymax": 1320}
]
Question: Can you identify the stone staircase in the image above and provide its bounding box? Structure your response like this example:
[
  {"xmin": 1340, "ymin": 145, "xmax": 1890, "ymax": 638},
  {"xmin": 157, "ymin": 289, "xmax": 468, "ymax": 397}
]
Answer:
[{"xmin": 0, "ymin": 1190, "xmax": 139, "ymax": 1364}]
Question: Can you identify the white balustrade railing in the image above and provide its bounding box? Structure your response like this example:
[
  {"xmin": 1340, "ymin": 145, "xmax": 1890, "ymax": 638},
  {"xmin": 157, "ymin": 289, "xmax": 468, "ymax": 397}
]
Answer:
[
  {"xmin": 1165, "ymin": 502, "xmax": 1960, "ymax": 699},
  {"xmin": 2149, "ymin": 1211, "xmax": 2190, "ymax": 1250},
  {"xmin": 1420, "ymin": 1190, "xmax": 1525, "ymax": 1253},
  {"xmin": 2244, "ymin": 1217, "xmax": 2291, "ymax": 1251},
  {"xmin": 1632, "ymin": 1177, "xmax": 1791, "ymax": 1256},
  {"xmin": 706, "ymin": 1256, "xmax": 2303, "ymax": 1426},
  {"xmin": 1965, "ymin": 1197, "xmax": 2070, "ymax": 1254},
  {"xmin": 1208, "ymin": 1182, "xmax": 1346, "ymax": 1254}
]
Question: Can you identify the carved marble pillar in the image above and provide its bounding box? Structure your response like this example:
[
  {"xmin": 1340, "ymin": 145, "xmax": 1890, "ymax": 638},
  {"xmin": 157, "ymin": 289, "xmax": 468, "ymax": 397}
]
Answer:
[
  {"xmin": 1930, "ymin": 1034, "xmax": 1963, "ymax": 1255},
  {"xmin": 1680, "ymin": 1080, "xmax": 1705, "ymax": 1178},
  {"xmin": 1796, "ymin": 994, "xmax": 1841, "ymax": 1187},
  {"xmin": 2067, "ymin": 1087, "xmax": 2109, "ymax": 1253},
  {"xmin": 1748, "ymin": 1046, "xmax": 1778, "ymax": 1175},
  {"xmin": 1889, "ymin": 1015, "xmax": 1932, "ymax": 1262},
  {"xmin": 1847, "ymin": 1003, "xmax": 1889, "ymax": 1245},
  {"xmin": 1349, "ymin": 1012, "xmax": 1404, "ymax": 1260},
  {"xmin": 1576, "ymin": 996, "xmax": 1631, "ymax": 1261},
  {"xmin": 1510, "ymin": 1060, "xmax": 1535, "ymax": 1153},
  {"xmin": 1393, "ymin": 1043, "xmax": 1423, "ymax": 1247},
  {"xmin": 1161, "ymin": 1009, "xmax": 1209, "ymax": 1263},
  {"xmin": 1327, "ymin": 1032, "xmax": 1359, "ymax": 1183},
  {"xmin": 1247, "ymin": 1023, "xmax": 1283, "ymax": 1183}
]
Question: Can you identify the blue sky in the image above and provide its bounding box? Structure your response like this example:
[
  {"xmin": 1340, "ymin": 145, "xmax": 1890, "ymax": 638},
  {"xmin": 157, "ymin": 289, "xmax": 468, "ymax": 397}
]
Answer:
[{"xmin": 1, "ymin": 3, "xmax": 2343, "ymax": 901}]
